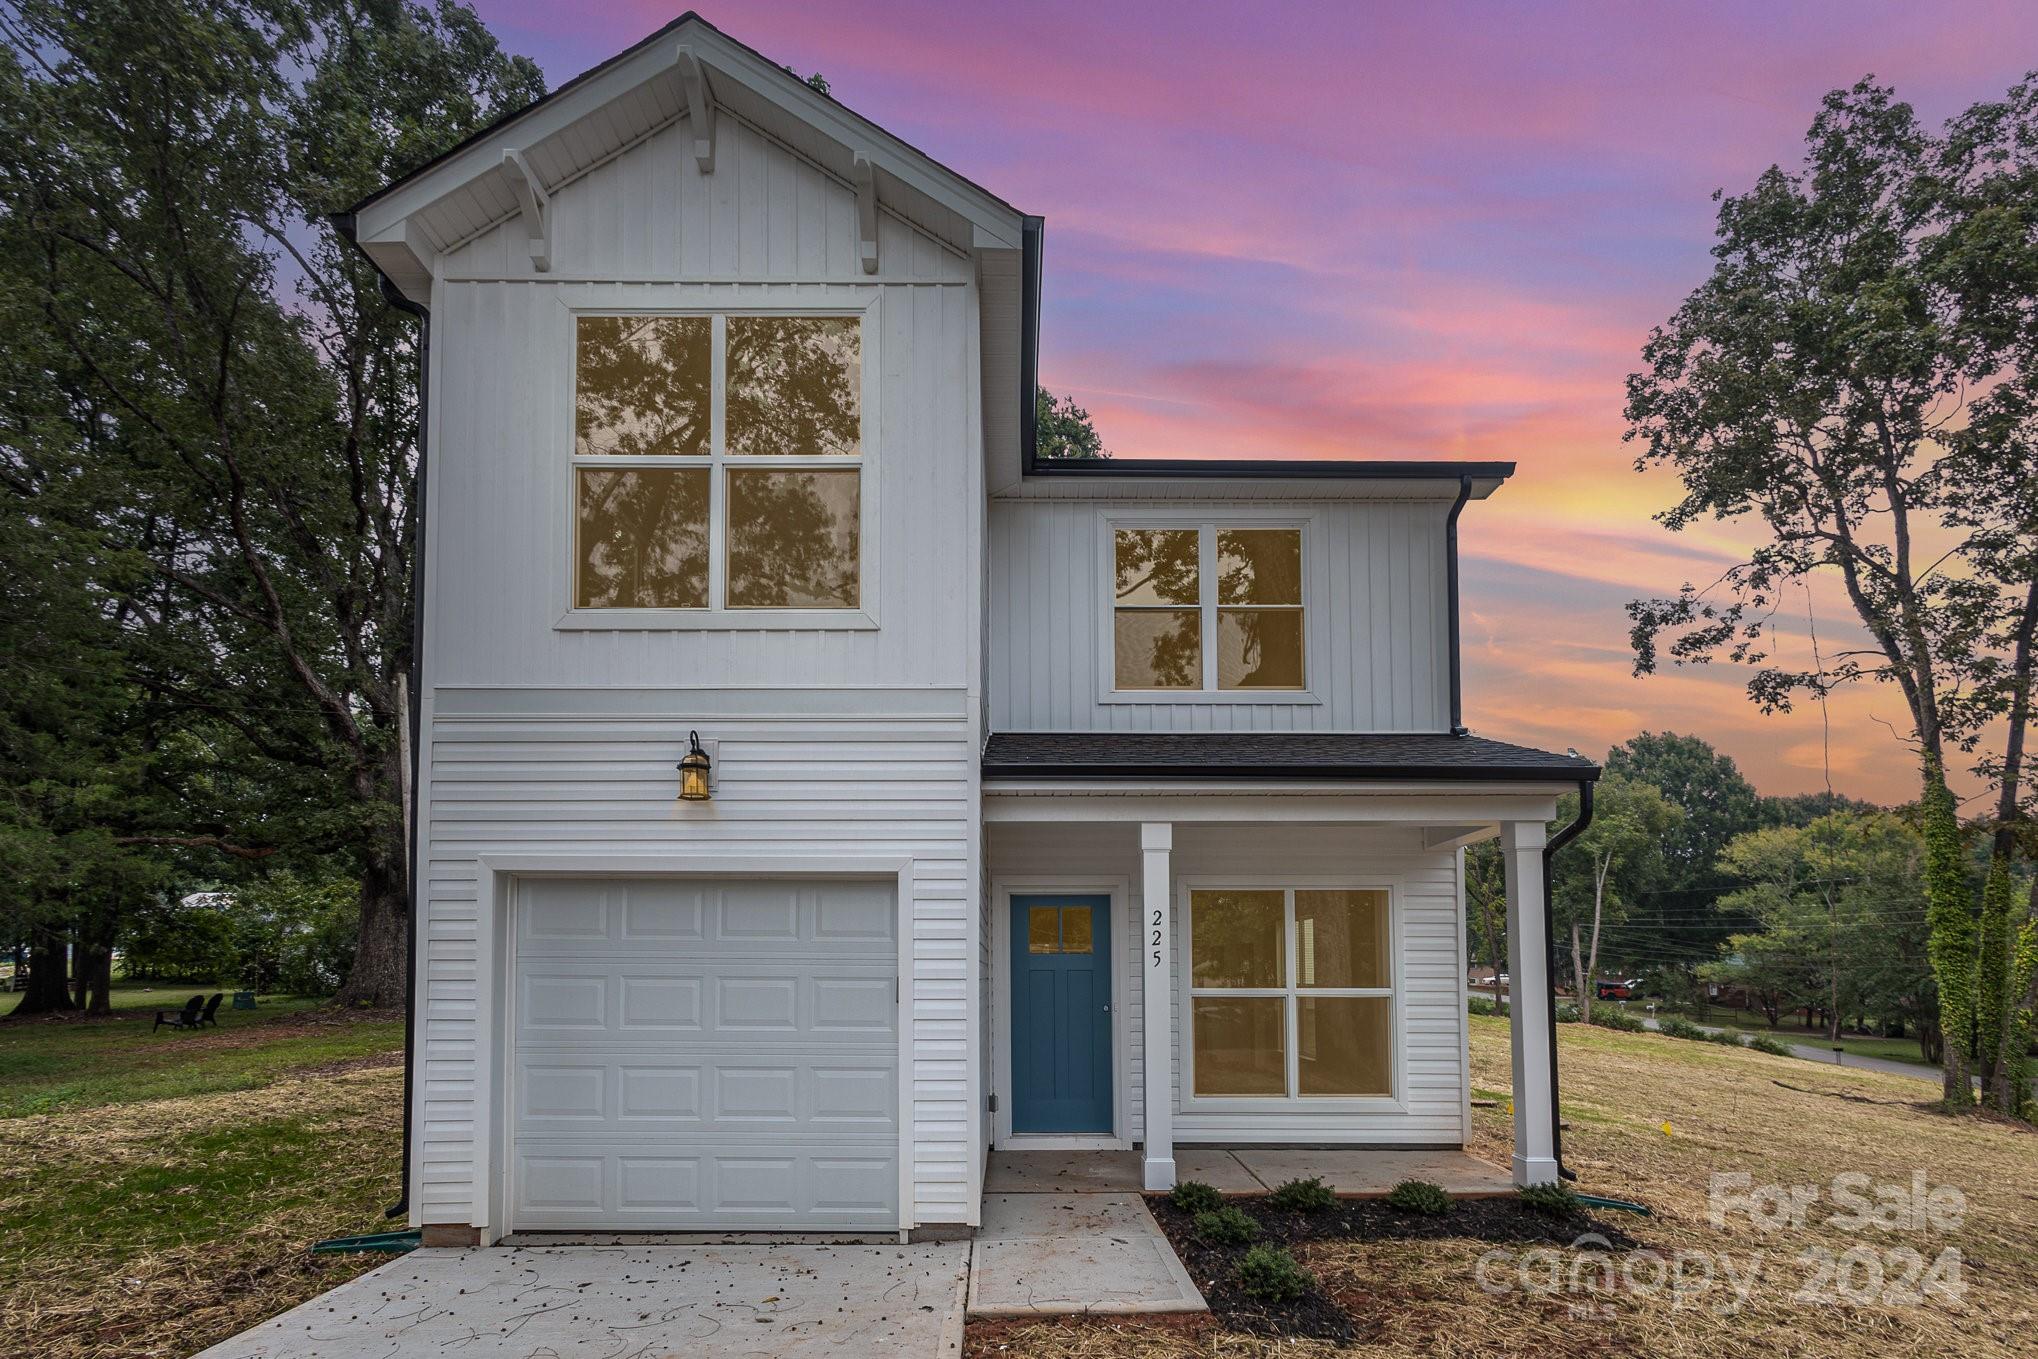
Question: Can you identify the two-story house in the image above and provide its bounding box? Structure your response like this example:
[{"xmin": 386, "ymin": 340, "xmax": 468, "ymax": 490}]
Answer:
[{"xmin": 340, "ymin": 12, "xmax": 1599, "ymax": 1245}]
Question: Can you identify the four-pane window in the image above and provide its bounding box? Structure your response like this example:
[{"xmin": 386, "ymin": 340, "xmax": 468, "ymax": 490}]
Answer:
[
  {"xmin": 1187, "ymin": 887, "xmax": 1393, "ymax": 1099},
  {"xmin": 1113, "ymin": 526, "xmax": 1304, "ymax": 691},
  {"xmin": 572, "ymin": 313, "xmax": 862, "ymax": 612}
]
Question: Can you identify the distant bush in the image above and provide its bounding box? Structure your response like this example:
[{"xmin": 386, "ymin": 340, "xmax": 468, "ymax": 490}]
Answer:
[
  {"xmin": 1706, "ymin": 1028, "xmax": 1751, "ymax": 1047},
  {"xmin": 1269, "ymin": 1176, "xmax": 1337, "ymax": 1213},
  {"xmin": 1656, "ymin": 1016, "xmax": 1709, "ymax": 1041},
  {"xmin": 1555, "ymin": 1003, "xmax": 1582, "ymax": 1023},
  {"xmin": 1235, "ymin": 1244, "xmax": 1312, "ymax": 1302},
  {"xmin": 122, "ymin": 874, "xmax": 357, "ymax": 994},
  {"xmin": 1383, "ymin": 1180, "xmax": 1453, "ymax": 1215},
  {"xmin": 1193, "ymin": 1205, "xmax": 1260, "ymax": 1245},
  {"xmin": 1466, "ymin": 995, "xmax": 1496, "ymax": 1016},
  {"xmin": 1168, "ymin": 1180, "xmax": 1223, "ymax": 1215},
  {"xmin": 1518, "ymin": 1181, "xmax": 1581, "ymax": 1216},
  {"xmin": 1746, "ymin": 1033, "xmax": 1795, "ymax": 1057},
  {"xmin": 1589, "ymin": 1006, "xmax": 1646, "ymax": 1032}
]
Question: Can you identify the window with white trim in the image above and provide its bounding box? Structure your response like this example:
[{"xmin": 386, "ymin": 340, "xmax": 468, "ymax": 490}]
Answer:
[
  {"xmin": 571, "ymin": 313, "xmax": 863, "ymax": 612},
  {"xmin": 1112, "ymin": 526, "xmax": 1303, "ymax": 690},
  {"xmin": 1187, "ymin": 888, "xmax": 1392, "ymax": 1098}
]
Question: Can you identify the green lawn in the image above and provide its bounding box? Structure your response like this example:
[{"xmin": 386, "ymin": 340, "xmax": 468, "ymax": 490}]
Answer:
[
  {"xmin": 0, "ymin": 990, "xmax": 404, "ymax": 1359},
  {"xmin": 1646, "ymin": 1001, "xmax": 1937, "ymax": 1063},
  {"xmin": 0, "ymin": 986, "xmax": 403, "ymax": 1118}
]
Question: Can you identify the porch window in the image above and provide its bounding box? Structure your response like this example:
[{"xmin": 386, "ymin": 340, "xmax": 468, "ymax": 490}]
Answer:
[
  {"xmin": 572, "ymin": 313, "xmax": 862, "ymax": 611},
  {"xmin": 1113, "ymin": 526, "xmax": 1303, "ymax": 691},
  {"xmin": 1187, "ymin": 888, "xmax": 1392, "ymax": 1098}
]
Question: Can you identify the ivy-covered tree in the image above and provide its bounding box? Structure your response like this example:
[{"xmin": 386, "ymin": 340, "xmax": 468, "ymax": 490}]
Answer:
[{"xmin": 1624, "ymin": 79, "xmax": 2037, "ymax": 1112}]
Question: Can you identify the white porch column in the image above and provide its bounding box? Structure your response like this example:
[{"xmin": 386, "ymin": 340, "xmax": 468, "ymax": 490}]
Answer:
[
  {"xmin": 1501, "ymin": 819, "xmax": 1559, "ymax": 1187},
  {"xmin": 1140, "ymin": 821, "xmax": 1175, "ymax": 1191}
]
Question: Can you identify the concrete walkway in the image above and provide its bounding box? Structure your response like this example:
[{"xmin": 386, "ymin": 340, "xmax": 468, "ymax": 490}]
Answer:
[
  {"xmin": 192, "ymin": 1242, "xmax": 969, "ymax": 1359},
  {"xmin": 968, "ymin": 1193, "xmax": 1204, "ymax": 1317}
]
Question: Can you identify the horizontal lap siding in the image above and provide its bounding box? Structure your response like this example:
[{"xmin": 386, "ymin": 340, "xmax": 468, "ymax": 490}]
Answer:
[
  {"xmin": 986, "ymin": 823, "xmax": 1467, "ymax": 1145},
  {"xmin": 419, "ymin": 709, "xmax": 977, "ymax": 1228},
  {"xmin": 987, "ymin": 499, "xmax": 1449, "ymax": 732}
]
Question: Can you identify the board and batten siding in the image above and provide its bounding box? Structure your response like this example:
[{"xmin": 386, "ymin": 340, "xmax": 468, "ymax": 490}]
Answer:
[
  {"xmin": 987, "ymin": 498, "xmax": 1453, "ymax": 733},
  {"xmin": 412, "ymin": 108, "xmax": 987, "ymax": 1229},
  {"xmin": 987, "ymin": 822, "xmax": 1470, "ymax": 1146}
]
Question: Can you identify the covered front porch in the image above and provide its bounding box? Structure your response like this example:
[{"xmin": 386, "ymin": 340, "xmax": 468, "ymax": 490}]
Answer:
[{"xmin": 982, "ymin": 745, "xmax": 1585, "ymax": 1199}]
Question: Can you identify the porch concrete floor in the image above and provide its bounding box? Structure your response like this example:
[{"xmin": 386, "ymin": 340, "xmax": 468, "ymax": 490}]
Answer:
[
  {"xmin": 985, "ymin": 1147, "xmax": 1514, "ymax": 1197},
  {"xmin": 191, "ymin": 1242, "xmax": 969, "ymax": 1359}
]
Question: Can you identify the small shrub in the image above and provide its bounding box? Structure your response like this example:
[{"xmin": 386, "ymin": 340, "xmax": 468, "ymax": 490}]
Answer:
[
  {"xmin": 1657, "ymin": 1016, "xmax": 1709, "ymax": 1041},
  {"xmin": 1383, "ymin": 1179, "xmax": 1452, "ymax": 1215},
  {"xmin": 1746, "ymin": 1033, "xmax": 1794, "ymax": 1057},
  {"xmin": 1193, "ymin": 1205, "xmax": 1260, "ymax": 1245},
  {"xmin": 1268, "ymin": 1176, "xmax": 1337, "ymax": 1213},
  {"xmin": 1589, "ymin": 1006, "xmax": 1645, "ymax": 1032},
  {"xmin": 1168, "ymin": 1180, "xmax": 1223, "ymax": 1215},
  {"xmin": 1466, "ymin": 995, "xmax": 1496, "ymax": 1016},
  {"xmin": 1518, "ymin": 1181, "xmax": 1580, "ymax": 1216},
  {"xmin": 1706, "ymin": 1027, "xmax": 1749, "ymax": 1047},
  {"xmin": 1234, "ymin": 1244, "xmax": 1312, "ymax": 1302},
  {"xmin": 1554, "ymin": 1002, "xmax": 1582, "ymax": 1023}
]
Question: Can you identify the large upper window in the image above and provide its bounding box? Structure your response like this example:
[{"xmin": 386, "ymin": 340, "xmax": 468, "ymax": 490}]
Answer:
[
  {"xmin": 1113, "ymin": 526, "xmax": 1303, "ymax": 690},
  {"xmin": 572, "ymin": 313, "xmax": 862, "ymax": 612},
  {"xmin": 1187, "ymin": 888, "xmax": 1392, "ymax": 1099}
]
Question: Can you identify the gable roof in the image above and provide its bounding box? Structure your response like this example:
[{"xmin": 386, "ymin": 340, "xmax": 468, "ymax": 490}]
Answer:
[{"xmin": 342, "ymin": 11, "xmax": 1032, "ymax": 300}]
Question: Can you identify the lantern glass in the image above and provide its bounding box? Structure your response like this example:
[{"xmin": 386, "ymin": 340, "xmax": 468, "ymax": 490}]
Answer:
[{"xmin": 678, "ymin": 732, "xmax": 712, "ymax": 801}]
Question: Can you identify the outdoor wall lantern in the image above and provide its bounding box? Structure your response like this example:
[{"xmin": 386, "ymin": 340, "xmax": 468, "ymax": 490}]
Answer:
[{"xmin": 677, "ymin": 731, "xmax": 713, "ymax": 802}]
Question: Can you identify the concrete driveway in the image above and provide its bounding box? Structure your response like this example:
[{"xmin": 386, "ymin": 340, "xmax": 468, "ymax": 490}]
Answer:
[{"xmin": 193, "ymin": 1242, "xmax": 968, "ymax": 1359}]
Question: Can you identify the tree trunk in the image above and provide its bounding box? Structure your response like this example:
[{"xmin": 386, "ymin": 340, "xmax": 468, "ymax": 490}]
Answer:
[
  {"xmin": 1919, "ymin": 760, "xmax": 1976, "ymax": 1110},
  {"xmin": 8, "ymin": 925, "xmax": 79, "ymax": 1017},
  {"xmin": 1572, "ymin": 921, "xmax": 1590, "ymax": 1023},
  {"xmin": 335, "ymin": 836, "xmax": 409, "ymax": 1009}
]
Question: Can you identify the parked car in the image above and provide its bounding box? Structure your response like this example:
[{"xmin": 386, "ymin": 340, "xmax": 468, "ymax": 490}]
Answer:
[{"xmin": 1594, "ymin": 977, "xmax": 1641, "ymax": 1001}]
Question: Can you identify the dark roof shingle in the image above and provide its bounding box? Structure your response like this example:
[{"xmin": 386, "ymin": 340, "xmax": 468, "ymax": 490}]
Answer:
[{"xmin": 981, "ymin": 731, "xmax": 1598, "ymax": 782}]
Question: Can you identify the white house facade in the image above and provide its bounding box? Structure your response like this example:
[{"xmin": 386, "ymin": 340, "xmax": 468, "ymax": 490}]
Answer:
[{"xmin": 342, "ymin": 12, "xmax": 1598, "ymax": 1244}]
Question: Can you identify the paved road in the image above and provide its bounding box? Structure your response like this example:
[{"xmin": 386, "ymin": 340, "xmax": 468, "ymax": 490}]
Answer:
[{"xmin": 1638, "ymin": 1016, "xmax": 1948, "ymax": 1083}]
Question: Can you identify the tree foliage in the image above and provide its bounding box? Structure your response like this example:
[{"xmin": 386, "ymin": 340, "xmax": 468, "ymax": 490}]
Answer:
[
  {"xmin": 1036, "ymin": 386, "xmax": 1110, "ymax": 460},
  {"xmin": 1623, "ymin": 77, "xmax": 2038, "ymax": 1110},
  {"xmin": 0, "ymin": 0, "xmax": 543, "ymax": 1008}
]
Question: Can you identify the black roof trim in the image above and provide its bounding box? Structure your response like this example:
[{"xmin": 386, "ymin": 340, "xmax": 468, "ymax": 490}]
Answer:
[
  {"xmin": 1022, "ymin": 458, "xmax": 1517, "ymax": 482},
  {"xmin": 982, "ymin": 731, "xmax": 1599, "ymax": 783}
]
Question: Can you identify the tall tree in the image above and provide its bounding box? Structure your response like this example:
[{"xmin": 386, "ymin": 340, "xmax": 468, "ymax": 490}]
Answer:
[
  {"xmin": 0, "ymin": 0, "xmax": 544, "ymax": 1006},
  {"xmin": 1624, "ymin": 79, "xmax": 2036, "ymax": 1111}
]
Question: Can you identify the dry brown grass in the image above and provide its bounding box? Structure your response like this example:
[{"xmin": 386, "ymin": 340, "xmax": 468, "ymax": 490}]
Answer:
[
  {"xmin": 971, "ymin": 1017, "xmax": 2038, "ymax": 1359},
  {"xmin": 0, "ymin": 1064, "xmax": 403, "ymax": 1359}
]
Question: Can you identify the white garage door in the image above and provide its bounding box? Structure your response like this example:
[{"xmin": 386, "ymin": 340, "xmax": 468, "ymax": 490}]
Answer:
[{"xmin": 509, "ymin": 877, "xmax": 898, "ymax": 1231}]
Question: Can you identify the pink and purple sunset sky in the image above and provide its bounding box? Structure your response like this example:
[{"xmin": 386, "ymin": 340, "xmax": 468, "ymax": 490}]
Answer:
[{"xmin": 471, "ymin": 0, "xmax": 2038, "ymax": 805}]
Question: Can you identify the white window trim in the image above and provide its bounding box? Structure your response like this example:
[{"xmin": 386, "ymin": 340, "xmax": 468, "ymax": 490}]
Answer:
[
  {"xmin": 554, "ymin": 296, "xmax": 881, "ymax": 631},
  {"xmin": 1097, "ymin": 514, "xmax": 1322, "ymax": 703},
  {"xmin": 1175, "ymin": 878, "xmax": 1406, "ymax": 1114}
]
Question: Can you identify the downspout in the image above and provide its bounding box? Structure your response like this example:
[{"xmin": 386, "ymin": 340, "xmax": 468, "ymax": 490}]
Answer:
[
  {"xmin": 1444, "ymin": 474, "xmax": 1472, "ymax": 736},
  {"xmin": 330, "ymin": 211, "xmax": 429, "ymax": 1223},
  {"xmin": 1541, "ymin": 778, "xmax": 1593, "ymax": 1182}
]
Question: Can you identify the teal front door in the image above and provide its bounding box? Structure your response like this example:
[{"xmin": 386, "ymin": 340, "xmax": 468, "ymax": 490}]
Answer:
[{"xmin": 1010, "ymin": 895, "xmax": 1113, "ymax": 1133}]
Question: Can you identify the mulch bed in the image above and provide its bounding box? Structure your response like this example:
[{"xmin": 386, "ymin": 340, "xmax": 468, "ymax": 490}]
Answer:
[{"xmin": 1145, "ymin": 1193, "xmax": 1648, "ymax": 1343}]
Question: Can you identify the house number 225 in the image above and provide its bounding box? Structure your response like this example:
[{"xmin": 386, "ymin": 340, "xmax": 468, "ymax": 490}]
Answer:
[{"xmin": 1151, "ymin": 910, "xmax": 1164, "ymax": 967}]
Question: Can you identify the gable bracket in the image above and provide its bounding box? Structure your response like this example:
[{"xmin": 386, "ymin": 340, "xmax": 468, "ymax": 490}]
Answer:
[
  {"xmin": 676, "ymin": 43, "xmax": 717, "ymax": 174},
  {"xmin": 852, "ymin": 152, "xmax": 879, "ymax": 275},
  {"xmin": 499, "ymin": 148, "xmax": 551, "ymax": 273}
]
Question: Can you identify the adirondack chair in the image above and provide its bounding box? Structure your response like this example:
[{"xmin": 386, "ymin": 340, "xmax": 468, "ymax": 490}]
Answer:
[
  {"xmin": 196, "ymin": 993, "xmax": 224, "ymax": 1027},
  {"xmin": 154, "ymin": 994, "xmax": 204, "ymax": 1032}
]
